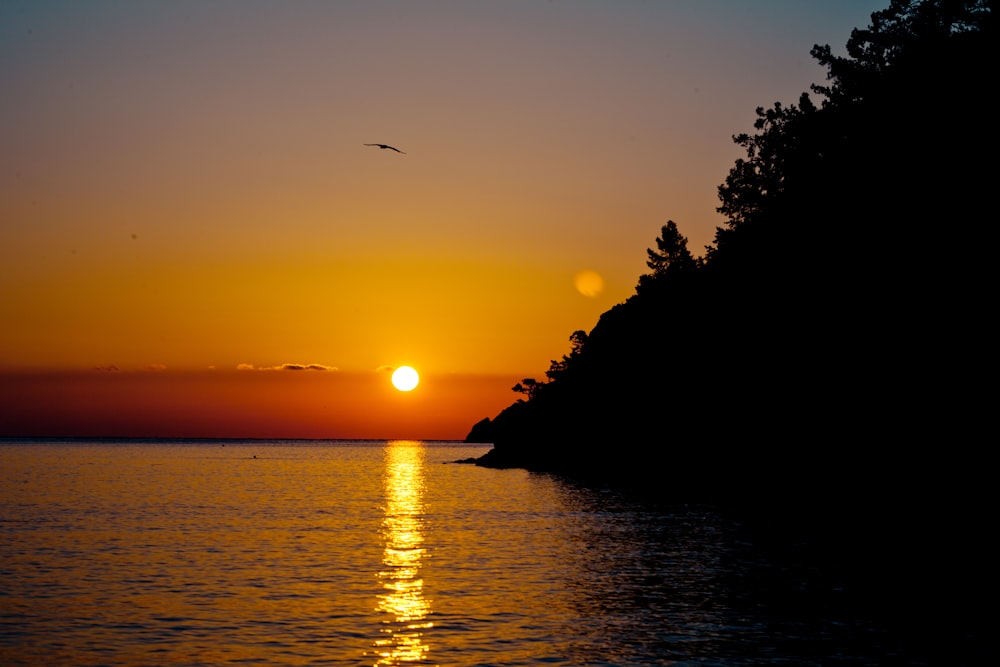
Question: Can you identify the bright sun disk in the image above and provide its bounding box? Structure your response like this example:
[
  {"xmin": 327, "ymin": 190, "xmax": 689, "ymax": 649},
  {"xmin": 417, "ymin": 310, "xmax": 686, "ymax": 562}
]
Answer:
[{"xmin": 391, "ymin": 366, "xmax": 419, "ymax": 391}]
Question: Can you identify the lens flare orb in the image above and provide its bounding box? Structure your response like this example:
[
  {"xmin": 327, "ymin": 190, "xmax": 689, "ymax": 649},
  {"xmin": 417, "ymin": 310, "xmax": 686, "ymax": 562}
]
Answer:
[{"xmin": 574, "ymin": 270, "xmax": 604, "ymax": 297}]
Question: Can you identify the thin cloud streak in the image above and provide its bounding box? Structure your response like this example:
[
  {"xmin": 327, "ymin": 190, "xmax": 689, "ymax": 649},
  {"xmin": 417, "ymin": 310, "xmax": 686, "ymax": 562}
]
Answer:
[{"xmin": 236, "ymin": 363, "xmax": 339, "ymax": 372}]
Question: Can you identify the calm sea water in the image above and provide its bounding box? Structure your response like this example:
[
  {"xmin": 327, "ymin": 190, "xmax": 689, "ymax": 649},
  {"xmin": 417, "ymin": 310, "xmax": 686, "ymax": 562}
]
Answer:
[{"xmin": 1, "ymin": 439, "xmax": 902, "ymax": 666}]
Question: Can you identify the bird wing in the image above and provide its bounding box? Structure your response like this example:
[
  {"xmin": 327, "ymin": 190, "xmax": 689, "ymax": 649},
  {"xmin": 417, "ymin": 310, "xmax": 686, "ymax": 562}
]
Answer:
[{"xmin": 364, "ymin": 143, "xmax": 405, "ymax": 153}]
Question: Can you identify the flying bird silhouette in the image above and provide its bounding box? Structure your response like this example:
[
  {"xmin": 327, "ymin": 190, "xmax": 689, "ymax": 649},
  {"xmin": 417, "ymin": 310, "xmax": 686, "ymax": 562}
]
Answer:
[{"xmin": 364, "ymin": 143, "xmax": 406, "ymax": 154}]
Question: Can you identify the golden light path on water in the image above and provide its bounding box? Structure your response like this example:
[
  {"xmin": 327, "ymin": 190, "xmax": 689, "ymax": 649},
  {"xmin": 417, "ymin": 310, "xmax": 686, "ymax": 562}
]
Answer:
[{"xmin": 372, "ymin": 441, "xmax": 431, "ymax": 665}]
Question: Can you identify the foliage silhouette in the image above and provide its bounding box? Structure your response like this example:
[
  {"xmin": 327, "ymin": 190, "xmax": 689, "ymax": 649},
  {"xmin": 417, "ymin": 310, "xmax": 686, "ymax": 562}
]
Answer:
[
  {"xmin": 466, "ymin": 3, "xmax": 994, "ymax": 656},
  {"xmin": 469, "ymin": 0, "xmax": 992, "ymax": 483},
  {"xmin": 636, "ymin": 221, "xmax": 699, "ymax": 294}
]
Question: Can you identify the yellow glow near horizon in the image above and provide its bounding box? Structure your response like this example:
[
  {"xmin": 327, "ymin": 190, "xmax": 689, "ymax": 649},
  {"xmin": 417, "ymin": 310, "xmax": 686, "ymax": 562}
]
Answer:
[
  {"xmin": 0, "ymin": 2, "xmax": 890, "ymax": 439},
  {"xmin": 391, "ymin": 367, "xmax": 420, "ymax": 392}
]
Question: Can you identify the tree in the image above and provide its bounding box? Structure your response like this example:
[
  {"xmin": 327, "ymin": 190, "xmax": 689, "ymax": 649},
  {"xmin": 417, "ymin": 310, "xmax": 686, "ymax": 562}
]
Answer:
[
  {"xmin": 512, "ymin": 330, "xmax": 590, "ymax": 401},
  {"xmin": 637, "ymin": 221, "xmax": 697, "ymax": 292},
  {"xmin": 477, "ymin": 0, "xmax": 993, "ymax": 466},
  {"xmin": 511, "ymin": 377, "xmax": 542, "ymax": 400},
  {"xmin": 545, "ymin": 330, "xmax": 588, "ymax": 382},
  {"xmin": 810, "ymin": 0, "xmax": 994, "ymax": 106},
  {"xmin": 712, "ymin": 0, "xmax": 993, "ymax": 254},
  {"xmin": 713, "ymin": 94, "xmax": 818, "ymax": 233}
]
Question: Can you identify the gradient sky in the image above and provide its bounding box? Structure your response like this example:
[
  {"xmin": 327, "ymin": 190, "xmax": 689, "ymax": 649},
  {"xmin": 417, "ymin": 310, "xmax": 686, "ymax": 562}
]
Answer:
[{"xmin": 1, "ymin": 1, "xmax": 886, "ymax": 439}]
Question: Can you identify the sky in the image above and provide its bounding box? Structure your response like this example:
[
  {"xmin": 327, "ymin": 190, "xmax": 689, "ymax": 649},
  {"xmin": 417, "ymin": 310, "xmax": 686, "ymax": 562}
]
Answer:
[{"xmin": 1, "ymin": 0, "xmax": 887, "ymax": 439}]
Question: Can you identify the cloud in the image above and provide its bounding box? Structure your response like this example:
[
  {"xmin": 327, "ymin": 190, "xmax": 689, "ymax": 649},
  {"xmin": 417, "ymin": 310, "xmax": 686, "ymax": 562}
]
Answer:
[
  {"xmin": 279, "ymin": 363, "xmax": 337, "ymax": 372},
  {"xmin": 376, "ymin": 365, "xmax": 395, "ymax": 373},
  {"xmin": 236, "ymin": 363, "xmax": 338, "ymax": 372},
  {"xmin": 89, "ymin": 363, "xmax": 166, "ymax": 372}
]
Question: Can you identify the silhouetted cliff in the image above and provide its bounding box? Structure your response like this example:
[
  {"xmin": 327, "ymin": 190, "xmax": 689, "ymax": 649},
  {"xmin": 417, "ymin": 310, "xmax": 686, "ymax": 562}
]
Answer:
[
  {"xmin": 466, "ymin": 3, "xmax": 995, "ymax": 656},
  {"xmin": 469, "ymin": 0, "xmax": 991, "ymax": 489}
]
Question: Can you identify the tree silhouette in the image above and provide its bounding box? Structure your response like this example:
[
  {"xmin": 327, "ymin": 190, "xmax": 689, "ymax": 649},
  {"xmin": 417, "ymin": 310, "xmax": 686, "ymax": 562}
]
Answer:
[
  {"xmin": 511, "ymin": 377, "xmax": 542, "ymax": 400},
  {"xmin": 471, "ymin": 0, "xmax": 992, "ymax": 496},
  {"xmin": 636, "ymin": 221, "xmax": 698, "ymax": 293},
  {"xmin": 469, "ymin": 5, "xmax": 994, "ymax": 658},
  {"xmin": 544, "ymin": 330, "xmax": 588, "ymax": 381}
]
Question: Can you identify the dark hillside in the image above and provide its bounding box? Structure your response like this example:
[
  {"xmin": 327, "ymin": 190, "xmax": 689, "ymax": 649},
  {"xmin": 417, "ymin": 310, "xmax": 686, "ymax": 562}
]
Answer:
[
  {"xmin": 466, "ymin": 1, "xmax": 995, "ymax": 659},
  {"xmin": 470, "ymin": 0, "xmax": 993, "ymax": 485}
]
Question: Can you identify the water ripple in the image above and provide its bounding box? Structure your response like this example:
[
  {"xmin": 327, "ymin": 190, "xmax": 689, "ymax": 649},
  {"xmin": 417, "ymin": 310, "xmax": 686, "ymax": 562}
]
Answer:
[{"xmin": 1, "ymin": 441, "xmax": 917, "ymax": 666}]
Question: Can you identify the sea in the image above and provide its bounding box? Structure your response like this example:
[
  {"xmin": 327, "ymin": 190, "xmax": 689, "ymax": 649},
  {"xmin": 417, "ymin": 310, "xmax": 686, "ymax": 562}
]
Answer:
[{"xmin": 0, "ymin": 439, "xmax": 942, "ymax": 666}]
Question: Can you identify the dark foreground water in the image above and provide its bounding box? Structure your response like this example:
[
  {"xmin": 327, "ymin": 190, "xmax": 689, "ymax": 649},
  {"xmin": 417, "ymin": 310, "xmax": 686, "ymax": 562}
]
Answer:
[{"xmin": 0, "ymin": 439, "xmax": 950, "ymax": 665}]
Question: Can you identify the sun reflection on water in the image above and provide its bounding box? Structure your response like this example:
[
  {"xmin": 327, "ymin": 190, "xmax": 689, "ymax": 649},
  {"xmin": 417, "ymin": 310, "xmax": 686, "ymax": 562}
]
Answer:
[{"xmin": 372, "ymin": 440, "xmax": 432, "ymax": 665}]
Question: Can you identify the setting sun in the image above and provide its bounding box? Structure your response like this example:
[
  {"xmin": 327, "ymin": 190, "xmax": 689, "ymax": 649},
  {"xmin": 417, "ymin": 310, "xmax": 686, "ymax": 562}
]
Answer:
[{"xmin": 391, "ymin": 366, "xmax": 420, "ymax": 392}]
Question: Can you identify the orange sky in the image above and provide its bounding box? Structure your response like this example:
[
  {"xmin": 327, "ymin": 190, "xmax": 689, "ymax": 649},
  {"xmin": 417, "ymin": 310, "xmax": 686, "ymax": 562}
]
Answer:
[
  {"xmin": 0, "ymin": 367, "xmax": 516, "ymax": 440},
  {"xmin": 1, "ymin": 1, "xmax": 885, "ymax": 439}
]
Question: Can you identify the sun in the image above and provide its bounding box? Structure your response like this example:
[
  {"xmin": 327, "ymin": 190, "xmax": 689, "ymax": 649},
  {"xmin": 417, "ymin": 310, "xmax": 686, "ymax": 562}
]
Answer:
[{"xmin": 391, "ymin": 366, "xmax": 420, "ymax": 392}]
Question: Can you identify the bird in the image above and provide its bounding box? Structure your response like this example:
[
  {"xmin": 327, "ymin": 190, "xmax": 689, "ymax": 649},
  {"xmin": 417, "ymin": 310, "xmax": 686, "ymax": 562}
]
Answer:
[{"xmin": 364, "ymin": 143, "xmax": 406, "ymax": 154}]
